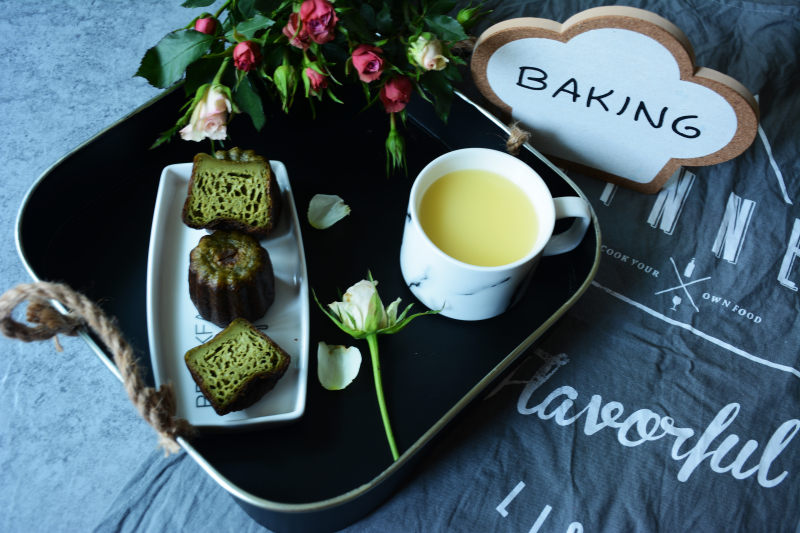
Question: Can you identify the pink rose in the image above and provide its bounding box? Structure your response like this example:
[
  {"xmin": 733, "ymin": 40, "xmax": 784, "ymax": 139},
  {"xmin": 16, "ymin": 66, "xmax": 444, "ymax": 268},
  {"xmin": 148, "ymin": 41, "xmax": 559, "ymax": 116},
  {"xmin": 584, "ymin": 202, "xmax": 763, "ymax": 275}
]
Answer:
[
  {"xmin": 194, "ymin": 17, "xmax": 217, "ymax": 35},
  {"xmin": 179, "ymin": 85, "xmax": 231, "ymax": 142},
  {"xmin": 282, "ymin": 12, "xmax": 311, "ymax": 49},
  {"xmin": 233, "ymin": 41, "xmax": 261, "ymax": 72},
  {"xmin": 300, "ymin": 0, "xmax": 338, "ymax": 44},
  {"xmin": 351, "ymin": 44, "xmax": 384, "ymax": 83},
  {"xmin": 305, "ymin": 67, "xmax": 328, "ymax": 94},
  {"xmin": 380, "ymin": 76, "xmax": 413, "ymax": 113}
]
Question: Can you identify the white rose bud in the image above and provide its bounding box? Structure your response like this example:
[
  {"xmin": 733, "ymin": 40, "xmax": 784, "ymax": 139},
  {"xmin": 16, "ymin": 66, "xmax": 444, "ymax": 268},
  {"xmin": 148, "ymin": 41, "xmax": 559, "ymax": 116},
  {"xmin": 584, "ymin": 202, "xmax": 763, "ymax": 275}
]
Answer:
[
  {"xmin": 179, "ymin": 84, "xmax": 231, "ymax": 142},
  {"xmin": 328, "ymin": 279, "xmax": 400, "ymax": 334},
  {"xmin": 408, "ymin": 32, "xmax": 449, "ymax": 71}
]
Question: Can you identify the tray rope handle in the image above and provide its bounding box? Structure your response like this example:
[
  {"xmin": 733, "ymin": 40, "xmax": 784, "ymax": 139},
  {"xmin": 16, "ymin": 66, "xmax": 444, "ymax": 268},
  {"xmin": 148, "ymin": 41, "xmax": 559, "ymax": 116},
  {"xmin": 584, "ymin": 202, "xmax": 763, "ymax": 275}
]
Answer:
[
  {"xmin": 0, "ymin": 281, "xmax": 194, "ymax": 455},
  {"xmin": 506, "ymin": 121, "xmax": 531, "ymax": 155}
]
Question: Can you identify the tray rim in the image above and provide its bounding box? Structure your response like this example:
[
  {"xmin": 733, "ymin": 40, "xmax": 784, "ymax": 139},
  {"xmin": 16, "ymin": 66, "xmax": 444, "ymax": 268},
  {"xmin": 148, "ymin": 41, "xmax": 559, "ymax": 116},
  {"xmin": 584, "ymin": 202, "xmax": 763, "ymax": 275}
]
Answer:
[
  {"xmin": 14, "ymin": 87, "xmax": 602, "ymax": 514},
  {"xmin": 14, "ymin": 84, "xmax": 187, "ymax": 382}
]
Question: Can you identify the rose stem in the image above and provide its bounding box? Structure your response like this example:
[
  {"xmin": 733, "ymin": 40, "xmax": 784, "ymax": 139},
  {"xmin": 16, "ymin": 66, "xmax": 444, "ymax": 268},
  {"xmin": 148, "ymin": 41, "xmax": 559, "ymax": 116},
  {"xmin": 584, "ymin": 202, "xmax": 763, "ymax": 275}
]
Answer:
[{"xmin": 367, "ymin": 333, "xmax": 399, "ymax": 461}]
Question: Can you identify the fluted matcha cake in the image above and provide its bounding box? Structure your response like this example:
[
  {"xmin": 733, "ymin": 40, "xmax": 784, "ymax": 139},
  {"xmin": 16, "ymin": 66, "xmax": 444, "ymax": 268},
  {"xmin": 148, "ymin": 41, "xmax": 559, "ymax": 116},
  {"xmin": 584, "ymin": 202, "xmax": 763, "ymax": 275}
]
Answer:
[
  {"xmin": 182, "ymin": 147, "xmax": 281, "ymax": 236},
  {"xmin": 185, "ymin": 318, "xmax": 291, "ymax": 415},
  {"xmin": 188, "ymin": 230, "xmax": 275, "ymax": 328}
]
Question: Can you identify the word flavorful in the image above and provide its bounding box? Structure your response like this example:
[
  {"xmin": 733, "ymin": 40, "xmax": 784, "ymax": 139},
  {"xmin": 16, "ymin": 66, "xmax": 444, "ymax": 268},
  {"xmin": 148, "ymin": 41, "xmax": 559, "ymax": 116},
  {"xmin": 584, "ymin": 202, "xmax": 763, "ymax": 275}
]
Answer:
[{"xmin": 519, "ymin": 384, "xmax": 798, "ymax": 488}]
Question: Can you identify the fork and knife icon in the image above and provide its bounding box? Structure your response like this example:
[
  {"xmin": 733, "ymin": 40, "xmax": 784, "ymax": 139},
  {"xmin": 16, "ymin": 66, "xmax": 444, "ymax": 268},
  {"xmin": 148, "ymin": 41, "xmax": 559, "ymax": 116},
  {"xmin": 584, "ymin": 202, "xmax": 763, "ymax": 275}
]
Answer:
[{"xmin": 655, "ymin": 257, "xmax": 711, "ymax": 312}]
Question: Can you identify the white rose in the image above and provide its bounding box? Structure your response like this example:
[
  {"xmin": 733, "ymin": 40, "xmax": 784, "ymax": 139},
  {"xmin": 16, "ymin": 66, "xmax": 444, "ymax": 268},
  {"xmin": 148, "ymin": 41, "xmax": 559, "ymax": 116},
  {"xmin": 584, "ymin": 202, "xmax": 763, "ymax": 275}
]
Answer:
[
  {"xmin": 328, "ymin": 279, "xmax": 400, "ymax": 333},
  {"xmin": 179, "ymin": 85, "xmax": 232, "ymax": 142},
  {"xmin": 408, "ymin": 33, "xmax": 449, "ymax": 72}
]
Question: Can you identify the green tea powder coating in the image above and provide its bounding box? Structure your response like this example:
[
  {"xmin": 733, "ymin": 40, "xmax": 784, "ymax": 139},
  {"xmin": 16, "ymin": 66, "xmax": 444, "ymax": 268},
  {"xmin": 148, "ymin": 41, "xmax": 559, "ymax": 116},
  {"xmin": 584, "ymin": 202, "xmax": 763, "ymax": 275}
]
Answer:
[{"xmin": 184, "ymin": 318, "xmax": 291, "ymax": 415}]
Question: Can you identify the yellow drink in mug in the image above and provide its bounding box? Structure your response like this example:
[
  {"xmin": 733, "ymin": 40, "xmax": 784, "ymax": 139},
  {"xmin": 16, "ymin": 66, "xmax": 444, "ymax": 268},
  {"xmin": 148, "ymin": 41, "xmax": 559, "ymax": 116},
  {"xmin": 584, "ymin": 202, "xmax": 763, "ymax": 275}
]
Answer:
[
  {"xmin": 418, "ymin": 169, "xmax": 538, "ymax": 267},
  {"xmin": 400, "ymin": 148, "xmax": 591, "ymax": 321}
]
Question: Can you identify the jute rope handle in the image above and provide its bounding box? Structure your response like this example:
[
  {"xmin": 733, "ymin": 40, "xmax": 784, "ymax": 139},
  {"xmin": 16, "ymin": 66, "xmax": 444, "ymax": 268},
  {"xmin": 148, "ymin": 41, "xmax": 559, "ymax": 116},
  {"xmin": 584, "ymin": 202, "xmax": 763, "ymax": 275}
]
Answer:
[
  {"xmin": 0, "ymin": 281, "xmax": 193, "ymax": 455},
  {"xmin": 506, "ymin": 121, "xmax": 531, "ymax": 155}
]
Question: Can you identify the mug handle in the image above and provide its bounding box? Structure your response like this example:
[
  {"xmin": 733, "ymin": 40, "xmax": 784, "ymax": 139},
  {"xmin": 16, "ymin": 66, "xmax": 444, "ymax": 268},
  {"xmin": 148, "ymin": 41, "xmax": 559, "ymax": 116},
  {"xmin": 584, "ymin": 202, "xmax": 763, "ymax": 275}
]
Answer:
[{"xmin": 542, "ymin": 196, "xmax": 592, "ymax": 256}]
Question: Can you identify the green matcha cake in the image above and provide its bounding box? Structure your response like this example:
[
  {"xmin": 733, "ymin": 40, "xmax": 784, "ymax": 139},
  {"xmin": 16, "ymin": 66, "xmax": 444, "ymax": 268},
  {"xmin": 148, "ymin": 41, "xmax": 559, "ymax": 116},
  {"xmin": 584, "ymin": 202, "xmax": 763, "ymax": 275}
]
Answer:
[
  {"xmin": 185, "ymin": 318, "xmax": 291, "ymax": 415},
  {"xmin": 182, "ymin": 147, "xmax": 281, "ymax": 237}
]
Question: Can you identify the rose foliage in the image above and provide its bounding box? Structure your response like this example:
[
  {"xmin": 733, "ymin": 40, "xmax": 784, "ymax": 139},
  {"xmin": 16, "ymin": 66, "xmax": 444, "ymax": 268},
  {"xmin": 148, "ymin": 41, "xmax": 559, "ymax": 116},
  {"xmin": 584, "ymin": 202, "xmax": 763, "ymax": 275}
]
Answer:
[{"xmin": 136, "ymin": 0, "xmax": 485, "ymax": 171}]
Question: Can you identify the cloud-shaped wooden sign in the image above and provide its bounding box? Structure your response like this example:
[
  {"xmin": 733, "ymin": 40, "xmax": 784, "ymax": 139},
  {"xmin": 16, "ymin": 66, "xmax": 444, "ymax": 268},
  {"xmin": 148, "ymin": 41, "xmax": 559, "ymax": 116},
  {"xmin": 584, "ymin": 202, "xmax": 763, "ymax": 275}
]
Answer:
[{"xmin": 471, "ymin": 6, "xmax": 759, "ymax": 193}]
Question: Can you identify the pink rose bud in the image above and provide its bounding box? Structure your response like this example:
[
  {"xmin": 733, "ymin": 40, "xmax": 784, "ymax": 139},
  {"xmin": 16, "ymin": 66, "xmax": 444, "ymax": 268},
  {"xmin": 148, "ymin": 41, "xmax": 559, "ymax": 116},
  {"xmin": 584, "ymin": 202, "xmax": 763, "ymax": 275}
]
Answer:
[
  {"xmin": 300, "ymin": 0, "xmax": 338, "ymax": 44},
  {"xmin": 194, "ymin": 17, "xmax": 217, "ymax": 35},
  {"xmin": 380, "ymin": 76, "xmax": 413, "ymax": 113},
  {"xmin": 351, "ymin": 44, "xmax": 384, "ymax": 83},
  {"xmin": 179, "ymin": 85, "xmax": 231, "ymax": 142},
  {"xmin": 305, "ymin": 67, "xmax": 328, "ymax": 93},
  {"xmin": 283, "ymin": 12, "xmax": 311, "ymax": 49},
  {"xmin": 233, "ymin": 41, "xmax": 261, "ymax": 72}
]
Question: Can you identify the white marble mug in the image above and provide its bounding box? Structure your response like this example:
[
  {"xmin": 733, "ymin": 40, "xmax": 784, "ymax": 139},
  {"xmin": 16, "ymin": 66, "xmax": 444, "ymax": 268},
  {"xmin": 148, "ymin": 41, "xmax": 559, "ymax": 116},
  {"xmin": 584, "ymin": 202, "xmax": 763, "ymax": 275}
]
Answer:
[{"xmin": 400, "ymin": 148, "xmax": 591, "ymax": 321}]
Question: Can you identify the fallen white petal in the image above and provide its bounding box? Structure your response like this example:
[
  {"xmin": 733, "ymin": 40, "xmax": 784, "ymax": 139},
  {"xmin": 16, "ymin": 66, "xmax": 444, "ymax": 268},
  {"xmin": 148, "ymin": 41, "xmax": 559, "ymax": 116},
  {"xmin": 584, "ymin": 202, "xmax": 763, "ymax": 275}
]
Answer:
[
  {"xmin": 317, "ymin": 342, "xmax": 362, "ymax": 390},
  {"xmin": 308, "ymin": 194, "xmax": 350, "ymax": 229}
]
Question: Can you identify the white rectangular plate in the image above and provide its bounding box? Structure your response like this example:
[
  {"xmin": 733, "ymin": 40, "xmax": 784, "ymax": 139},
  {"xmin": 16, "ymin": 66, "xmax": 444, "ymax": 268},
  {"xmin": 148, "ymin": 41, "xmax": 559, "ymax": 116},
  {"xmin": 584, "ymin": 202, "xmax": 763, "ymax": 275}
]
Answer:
[{"xmin": 146, "ymin": 161, "xmax": 309, "ymax": 428}]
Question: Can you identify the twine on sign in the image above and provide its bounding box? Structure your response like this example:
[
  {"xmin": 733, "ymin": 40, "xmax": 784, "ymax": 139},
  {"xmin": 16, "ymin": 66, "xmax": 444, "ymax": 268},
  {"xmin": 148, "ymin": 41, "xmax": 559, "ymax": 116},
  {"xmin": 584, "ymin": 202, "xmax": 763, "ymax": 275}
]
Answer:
[
  {"xmin": 0, "ymin": 281, "xmax": 194, "ymax": 455},
  {"xmin": 506, "ymin": 121, "xmax": 531, "ymax": 155}
]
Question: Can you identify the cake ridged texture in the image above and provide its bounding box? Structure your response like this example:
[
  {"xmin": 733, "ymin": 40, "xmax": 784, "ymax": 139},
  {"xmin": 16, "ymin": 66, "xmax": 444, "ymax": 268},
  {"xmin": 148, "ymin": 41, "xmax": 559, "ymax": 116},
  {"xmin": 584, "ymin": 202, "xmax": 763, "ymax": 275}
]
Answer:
[
  {"xmin": 182, "ymin": 148, "xmax": 280, "ymax": 237},
  {"xmin": 184, "ymin": 318, "xmax": 291, "ymax": 415},
  {"xmin": 189, "ymin": 230, "xmax": 275, "ymax": 327}
]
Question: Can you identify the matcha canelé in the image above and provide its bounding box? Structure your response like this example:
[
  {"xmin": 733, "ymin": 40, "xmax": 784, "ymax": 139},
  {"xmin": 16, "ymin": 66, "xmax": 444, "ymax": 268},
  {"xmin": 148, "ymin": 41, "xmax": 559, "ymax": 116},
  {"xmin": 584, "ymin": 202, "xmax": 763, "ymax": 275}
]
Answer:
[
  {"xmin": 188, "ymin": 230, "xmax": 275, "ymax": 328},
  {"xmin": 182, "ymin": 147, "xmax": 281, "ymax": 237},
  {"xmin": 184, "ymin": 318, "xmax": 291, "ymax": 415}
]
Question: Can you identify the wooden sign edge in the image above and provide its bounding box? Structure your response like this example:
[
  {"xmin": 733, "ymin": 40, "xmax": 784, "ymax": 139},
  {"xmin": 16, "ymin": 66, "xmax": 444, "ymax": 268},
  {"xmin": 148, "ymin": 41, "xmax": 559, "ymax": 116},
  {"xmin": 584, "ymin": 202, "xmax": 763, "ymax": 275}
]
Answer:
[{"xmin": 470, "ymin": 6, "xmax": 760, "ymax": 194}]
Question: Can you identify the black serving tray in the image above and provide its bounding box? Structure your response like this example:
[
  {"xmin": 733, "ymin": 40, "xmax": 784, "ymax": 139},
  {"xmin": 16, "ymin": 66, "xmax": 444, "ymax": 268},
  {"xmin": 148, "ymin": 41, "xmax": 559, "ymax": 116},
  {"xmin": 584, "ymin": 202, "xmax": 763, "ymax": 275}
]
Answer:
[{"xmin": 16, "ymin": 86, "xmax": 600, "ymax": 532}]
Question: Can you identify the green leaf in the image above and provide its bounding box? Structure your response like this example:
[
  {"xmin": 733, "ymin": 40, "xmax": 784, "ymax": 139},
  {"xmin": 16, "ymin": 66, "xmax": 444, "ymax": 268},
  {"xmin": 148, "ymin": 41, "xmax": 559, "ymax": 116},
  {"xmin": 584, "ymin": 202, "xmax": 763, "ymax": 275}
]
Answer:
[
  {"xmin": 238, "ymin": 0, "xmax": 257, "ymax": 18},
  {"xmin": 419, "ymin": 70, "xmax": 454, "ymax": 121},
  {"xmin": 234, "ymin": 75, "xmax": 266, "ymax": 130},
  {"xmin": 426, "ymin": 14, "xmax": 469, "ymax": 42},
  {"xmin": 184, "ymin": 56, "xmax": 224, "ymax": 97},
  {"xmin": 327, "ymin": 89, "xmax": 344, "ymax": 104},
  {"xmin": 378, "ymin": 307, "xmax": 439, "ymax": 336},
  {"xmin": 273, "ymin": 64, "xmax": 298, "ymax": 113},
  {"xmin": 233, "ymin": 13, "xmax": 276, "ymax": 39},
  {"xmin": 376, "ymin": 4, "xmax": 393, "ymax": 34},
  {"xmin": 136, "ymin": 30, "xmax": 215, "ymax": 89},
  {"xmin": 364, "ymin": 291, "xmax": 384, "ymax": 334},
  {"xmin": 150, "ymin": 124, "xmax": 182, "ymax": 149},
  {"xmin": 339, "ymin": 9, "xmax": 372, "ymax": 42},
  {"xmin": 442, "ymin": 61, "xmax": 463, "ymax": 82},
  {"xmin": 359, "ymin": 3, "xmax": 376, "ymax": 25},
  {"xmin": 265, "ymin": 0, "xmax": 293, "ymax": 17},
  {"xmin": 312, "ymin": 290, "xmax": 367, "ymax": 339},
  {"xmin": 427, "ymin": 0, "xmax": 457, "ymax": 14},
  {"xmin": 181, "ymin": 0, "xmax": 215, "ymax": 7}
]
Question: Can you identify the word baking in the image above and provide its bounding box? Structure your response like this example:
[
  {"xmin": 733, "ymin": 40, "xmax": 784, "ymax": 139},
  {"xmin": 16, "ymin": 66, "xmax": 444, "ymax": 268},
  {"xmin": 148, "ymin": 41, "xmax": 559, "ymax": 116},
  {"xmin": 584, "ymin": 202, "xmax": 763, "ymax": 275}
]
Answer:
[
  {"xmin": 600, "ymin": 244, "xmax": 660, "ymax": 277},
  {"xmin": 518, "ymin": 384, "xmax": 799, "ymax": 488},
  {"xmin": 517, "ymin": 67, "xmax": 702, "ymax": 139}
]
